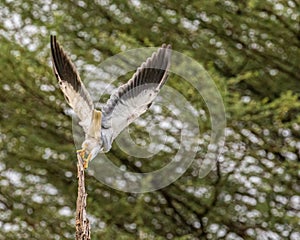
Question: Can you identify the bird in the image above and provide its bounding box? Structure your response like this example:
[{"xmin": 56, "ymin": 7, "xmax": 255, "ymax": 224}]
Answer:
[{"xmin": 50, "ymin": 35, "xmax": 171, "ymax": 168}]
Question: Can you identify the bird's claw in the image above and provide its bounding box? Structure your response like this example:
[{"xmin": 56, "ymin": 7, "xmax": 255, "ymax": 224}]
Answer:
[
  {"xmin": 83, "ymin": 153, "xmax": 92, "ymax": 169},
  {"xmin": 77, "ymin": 149, "xmax": 90, "ymax": 169},
  {"xmin": 77, "ymin": 149, "xmax": 86, "ymax": 159}
]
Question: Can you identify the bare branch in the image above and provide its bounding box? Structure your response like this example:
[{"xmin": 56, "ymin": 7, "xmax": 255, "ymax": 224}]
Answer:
[{"xmin": 75, "ymin": 154, "xmax": 91, "ymax": 240}]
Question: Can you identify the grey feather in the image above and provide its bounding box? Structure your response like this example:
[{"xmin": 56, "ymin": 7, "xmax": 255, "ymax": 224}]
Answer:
[{"xmin": 102, "ymin": 44, "xmax": 171, "ymax": 140}]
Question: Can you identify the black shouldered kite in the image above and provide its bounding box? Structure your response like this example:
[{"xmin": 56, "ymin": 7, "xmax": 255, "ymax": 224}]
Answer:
[{"xmin": 50, "ymin": 35, "xmax": 171, "ymax": 168}]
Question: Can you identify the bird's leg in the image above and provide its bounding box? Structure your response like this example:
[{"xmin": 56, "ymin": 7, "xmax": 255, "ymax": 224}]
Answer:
[
  {"xmin": 83, "ymin": 153, "xmax": 92, "ymax": 169},
  {"xmin": 77, "ymin": 149, "xmax": 86, "ymax": 160},
  {"xmin": 77, "ymin": 149, "xmax": 91, "ymax": 169}
]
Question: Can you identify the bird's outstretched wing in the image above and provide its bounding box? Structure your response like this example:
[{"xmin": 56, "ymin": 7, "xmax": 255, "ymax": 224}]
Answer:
[
  {"xmin": 101, "ymin": 44, "xmax": 171, "ymax": 140},
  {"xmin": 50, "ymin": 35, "xmax": 94, "ymax": 133}
]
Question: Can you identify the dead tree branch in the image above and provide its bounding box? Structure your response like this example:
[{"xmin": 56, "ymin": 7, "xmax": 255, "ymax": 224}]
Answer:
[{"xmin": 75, "ymin": 154, "xmax": 91, "ymax": 240}]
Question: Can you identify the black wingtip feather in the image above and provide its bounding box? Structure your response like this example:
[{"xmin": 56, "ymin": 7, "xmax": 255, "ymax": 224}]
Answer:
[{"xmin": 50, "ymin": 35, "xmax": 81, "ymax": 92}]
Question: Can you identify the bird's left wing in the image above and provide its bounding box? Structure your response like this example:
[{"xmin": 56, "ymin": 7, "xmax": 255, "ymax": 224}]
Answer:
[
  {"xmin": 101, "ymin": 44, "xmax": 171, "ymax": 140},
  {"xmin": 50, "ymin": 35, "xmax": 94, "ymax": 133}
]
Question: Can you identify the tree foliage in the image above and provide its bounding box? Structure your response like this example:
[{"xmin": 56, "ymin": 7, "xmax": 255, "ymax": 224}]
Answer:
[{"xmin": 0, "ymin": 0, "xmax": 299, "ymax": 239}]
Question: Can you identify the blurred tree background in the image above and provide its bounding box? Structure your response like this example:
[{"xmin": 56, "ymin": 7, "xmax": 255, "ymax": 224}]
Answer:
[{"xmin": 0, "ymin": 0, "xmax": 299, "ymax": 239}]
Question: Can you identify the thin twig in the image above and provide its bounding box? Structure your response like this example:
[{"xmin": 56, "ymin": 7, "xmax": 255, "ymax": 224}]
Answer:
[{"xmin": 75, "ymin": 154, "xmax": 91, "ymax": 240}]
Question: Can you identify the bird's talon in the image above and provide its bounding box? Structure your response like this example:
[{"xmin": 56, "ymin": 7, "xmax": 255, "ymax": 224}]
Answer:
[
  {"xmin": 83, "ymin": 153, "xmax": 92, "ymax": 169},
  {"xmin": 83, "ymin": 160, "xmax": 89, "ymax": 169},
  {"xmin": 77, "ymin": 149, "xmax": 86, "ymax": 159}
]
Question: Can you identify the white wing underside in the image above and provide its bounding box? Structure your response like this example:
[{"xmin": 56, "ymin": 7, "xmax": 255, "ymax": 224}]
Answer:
[
  {"xmin": 59, "ymin": 81, "xmax": 93, "ymax": 133},
  {"xmin": 109, "ymin": 87, "xmax": 159, "ymax": 139}
]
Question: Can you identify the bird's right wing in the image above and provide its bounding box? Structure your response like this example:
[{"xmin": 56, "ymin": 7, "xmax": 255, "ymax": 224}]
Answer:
[
  {"xmin": 101, "ymin": 44, "xmax": 171, "ymax": 141},
  {"xmin": 50, "ymin": 35, "xmax": 94, "ymax": 133}
]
